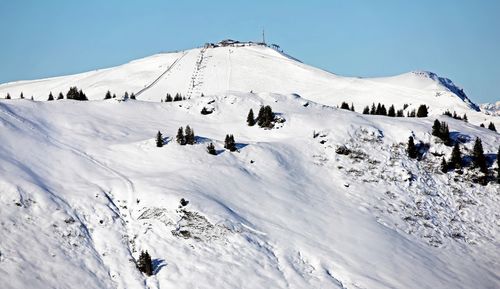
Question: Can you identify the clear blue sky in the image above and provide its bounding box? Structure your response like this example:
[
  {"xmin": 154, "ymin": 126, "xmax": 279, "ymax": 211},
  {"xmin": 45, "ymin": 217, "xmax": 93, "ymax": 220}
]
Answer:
[{"xmin": 1, "ymin": 0, "xmax": 499, "ymax": 103}]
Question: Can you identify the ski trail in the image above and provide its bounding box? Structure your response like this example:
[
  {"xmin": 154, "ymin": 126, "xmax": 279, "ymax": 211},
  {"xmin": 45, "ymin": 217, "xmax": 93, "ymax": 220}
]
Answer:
[
  {"xmin": 135, "ymin": 51, "xmax": 188, "ymax": 98},
  {"xmin": 186, "ymin": 48, "xmax": 207, "ymax": 98},
  {"xmin": 0, "ymin": 103, "xmax": 136, "ymax": 213},
  {"xmin": 0, "ymin": 102, "xmax": 146, "ymax": 288}
]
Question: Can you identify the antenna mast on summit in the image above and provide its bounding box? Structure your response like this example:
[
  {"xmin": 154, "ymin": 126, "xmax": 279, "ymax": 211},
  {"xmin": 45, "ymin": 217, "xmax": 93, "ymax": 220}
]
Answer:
[{"xmin": 262, "ymin": 29, "xmax": 266, "ymax": 44}]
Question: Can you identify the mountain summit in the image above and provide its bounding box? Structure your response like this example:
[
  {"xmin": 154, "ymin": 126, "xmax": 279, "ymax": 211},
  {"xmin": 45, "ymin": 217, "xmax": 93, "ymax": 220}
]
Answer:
[{"xmin": 0, "ymin": 41, "xmax": 481, "ymax": 113}]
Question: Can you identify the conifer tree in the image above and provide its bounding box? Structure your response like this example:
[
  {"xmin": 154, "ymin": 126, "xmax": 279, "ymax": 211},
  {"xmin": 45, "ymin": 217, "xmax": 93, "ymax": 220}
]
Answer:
[
  {"xmin": 409, "ymin": 109, "xmax": 416, "ymax": 117},
  {"xmin": 224, "ymin": 134, "xmax": 237, "ymax": 152},
  {"xmin": 480, "ymin": 123, "xmax": 485, "ymax": 128},
  {"xmin": 440, "ymin": 157, "xmax": 448, "ymax": 173},
  {"xmin": 407, "ymin": 136, "xmax": 418, "ymax": 159},
  {"xmin": 130, "ymin": 93, "xmax": 136, "ymax": 100},
  {"xmin": 463, "ymin": 114, "xmax": 468, "ymax": 122},
  {"xmin": 156, "ymin": 131, "xmax": 163, "ymax": 147},
  {"xmin": 137, "ymin": 250, "xmax": 153, "ymax": 276},
  {"xmin": 257, "ymin": 106, "xmax": 265, "ymax": 126},
  {"xmin": 104, "ymin": 90, "xmax": 112, "ymax": 100},
  {"xmin": 472, "ymin": 138, "xmax": 487, "ymax": 174},
  {"xmin": 396, "ymin": 109, "xmax": 404, "ymax": 117},
  {"xmin": 207, "ymin": 142, "xmax": 216, "ymax": 155},
  {"xmin": 78, "ymin": 89, "xmax": 88, "ymax": 101},
  {"xmin": 200, "ymin": 107, "xmax": 211, "ymax": 115},
  {"xmin": 257, "ymin": 105, "xmax": 274, "ymax": 128},
  {"xmin": 5, "ymin": 93, "xmax": 11, "ymax": 99},
  {"xmin": 376, "ymin": 103, "xmax": 382, "ymax": 115},
  {"xmin": 388, "ymin": 105, "xmax": 396, "ymax": 117},
  {"xmin": 247, "ymin": 109, "xmax": 255, "ymax": 126},
  {"xmin": 450, "ymin": 143, "xmax": 462, "ymax": 169},
  {"xmin": 57, "ymin": 92, "xmax": 64, "ymax": 100},
  {"xmin": 340, "ymin": 102, "xmax": 349, "ymax": 110},
  {"xmin": 380, "ymin": 104, "xmax": 387, "ymax": 116},
  {"xmin": 488, "ymin": 122, "xmax": 497, "ymax": 132},
  {"xmin": 432, "ymin": 119, "xmax": 441, "ymax": 137},
  {"xmin": 441, "ymin": 123, "xmax": 450, "ymax": 145},
  {"xmin": 370, "ymin": 103, "xmax": 376, "ymax": 115},
  {"xmin": 165, "ymin": 93, "xmax": 173, "ymax": 102},
  {"xmin": 185, "ymin": 125, "xmax": 195, "ymax": 145},
  {"xmin": 362, "ymin": 106, "xmax": 370, "ymax": 114},
  {"xmin": 112, "ymin": 93, "xmax": 117, "ymax": 99},
  {"xmin": 350, "ymin": 103, "xmax": 355, "ymax": 112},
  {"xmin": 66, "ymin": 87, "xmax": 79, "ymax": 100},
  {"xmin": 416, "ymin": 104, "xmax": 428, "ymax": 117},
  {"xmin": 176, "ymin": 127, "xmax": 185, "ymax": 145},
  {"xmin": 20, "ymin": 92, "xmax": 24, "ymax": 99},
  {"xmin": 47, "ymin": 92, "xmax": 54, "ymax": 101}
]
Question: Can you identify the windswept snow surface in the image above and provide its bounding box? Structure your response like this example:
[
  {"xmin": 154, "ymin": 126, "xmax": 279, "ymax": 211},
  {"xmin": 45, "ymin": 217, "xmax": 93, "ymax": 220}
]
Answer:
[
  {"xmin": 0, "ymin": 93, "xmax": 499, "ymax": 289},
  {"xmin": 0, "ymin": 45, "xmax": 497, "ymax": 128}
]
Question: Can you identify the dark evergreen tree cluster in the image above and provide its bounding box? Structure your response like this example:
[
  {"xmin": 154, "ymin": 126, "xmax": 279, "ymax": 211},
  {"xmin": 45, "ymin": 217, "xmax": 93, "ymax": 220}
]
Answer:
[
  {"xmin": 224, "ymin": 134, "xmax": 237, "ymax": 152},
  {"xmin": 137, "ymin": 250, "xmax": 153, "ymax": 276},
  {"xmin": 176, "ymin": 126, "xmax": 195, "ymax": 145},
  {"xmin": 488, "ymin": 122, "xmax": 497, "ymax": 132},
  {"xmin": 47, "ymin": 92, "xmax": 54, "ymax": 101},
  {"xmin": 339, "ymin": 102, "xmax": 354, "ymax": 111},
  {"xmin": 164, "ymin": 93, "xmax": 185, "ymax": 102},
  {"xmin": 362, "ymin": 103, "xmax": 405, "ymax": 117},
  {"xmin": 57, "ymin": 92, "xmax": 64, "ymax": 100},
  {"xmin": 5, "ymin": 93, "xmax": 11, "ymax": 99},
  {"xmin": 104, "ymin": 90, "xmax": 112, "ymax": 100},
  {"xmin": 449, "ymin": 143, "xmax": 462, "ymax": 170},
  {"xmin": 443, "ymin": 110, "xmax": 468, "ymax": 122},
  {"xmin": 176, "ymin": 127, "xmax": 185, "ymax": 145},
  {"xmin": 407, "ymin": 136, "xmax": 418, "ymax": 159},
  {"xmin": 431, "ymin": 119, "xmax": 450, "ymax": 144},
  {"xmin": 66, "ymin": 86, "xmax": 88, "ymax": 101},
  {"xmin": 184, "ymin": 125, "xmax": 195, "ymax": 145},
  {"xmin": 472, "ymin": 138, "xmax": 488, "ymax": 174},
  {"xmin": 246, "ymin": 109, "xmax": 255, "ymax": 126},
  {"xmin": 156, "ymin": 131, "xmax": 163, "ymax": 147},
  {"xmin": 200, "ymin": 107, "xmax": 212, "ymax": 115},
  {"xmin": 416, "ymin": 104, "xmax": 428, "ymax": 117},
  {"xmin": 387, "ymin": 105, "xmax": 396, "ymax": 117},
  {"xmin": 206, "ymin": 142, "xmax": 216, "ymax": 155},
  {"xmin": 130, "ymin": 93, "xmax": 136, "ymax": 100},
  {"xmin": 257, "ymin": 105, "xmax": 275, "ymax": 128}
]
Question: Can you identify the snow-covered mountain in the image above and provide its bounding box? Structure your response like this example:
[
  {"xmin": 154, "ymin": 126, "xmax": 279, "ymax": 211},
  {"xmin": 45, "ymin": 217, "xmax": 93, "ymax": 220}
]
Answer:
[
  {"xmin": 481, "ymin": 101, "xmax": 500, "ymax": 116},
  {"xmin": 0, "ymin": 44, "xmax": 496, "ymax": 125},
  {"xmin": 0, "ymin": 42, "xmax": 499, "ymax": 289}
]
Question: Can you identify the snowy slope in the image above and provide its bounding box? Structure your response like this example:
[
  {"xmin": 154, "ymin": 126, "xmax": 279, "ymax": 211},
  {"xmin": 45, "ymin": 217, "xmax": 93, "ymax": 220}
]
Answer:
[
  {"xmin": 481, "ymin": 101, "xmax": 500, "ymax": 116},
  {"xmin": 0, "ymin": 93, "xmax": 499, "ymax": 289},
  {"xmin": 0, "ymin": 45, "xmax": 497, "ymax": 128}
]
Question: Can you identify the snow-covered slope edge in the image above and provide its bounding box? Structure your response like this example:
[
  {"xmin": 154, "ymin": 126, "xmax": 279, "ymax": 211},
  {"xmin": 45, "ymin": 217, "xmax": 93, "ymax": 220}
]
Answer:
[{"xmin": 0, "ymin": 94, "xmax": 498, "ymax": 289}]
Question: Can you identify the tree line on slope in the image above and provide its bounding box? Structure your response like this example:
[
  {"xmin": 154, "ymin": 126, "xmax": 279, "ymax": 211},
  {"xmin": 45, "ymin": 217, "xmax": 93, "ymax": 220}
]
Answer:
[
  {"xmin": 340, "ymin": 102, "xmax": 429, "ymax": 118},
  {"xmin": 156, "ymin": 125, "xmax": 237, "ymax": 155},
  {"xmin": 407, "ymin": 118, "xmax": 500, "ymax": 185},
  {"xmin": 246, "ymin": 105, "xmax": 276, "ymax": 128}
]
